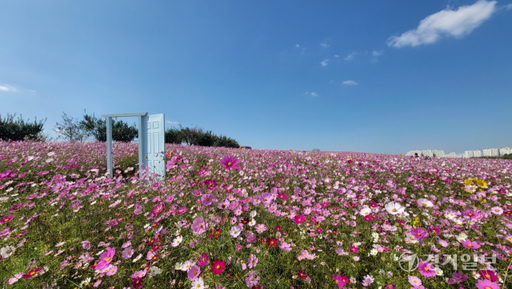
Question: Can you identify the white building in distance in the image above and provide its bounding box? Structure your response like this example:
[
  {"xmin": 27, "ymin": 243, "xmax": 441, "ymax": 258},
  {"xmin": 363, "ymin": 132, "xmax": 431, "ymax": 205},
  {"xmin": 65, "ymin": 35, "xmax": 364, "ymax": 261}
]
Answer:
[{"xmin": 406, "ymin": 147, "xmax": 511, "ymax": 158}]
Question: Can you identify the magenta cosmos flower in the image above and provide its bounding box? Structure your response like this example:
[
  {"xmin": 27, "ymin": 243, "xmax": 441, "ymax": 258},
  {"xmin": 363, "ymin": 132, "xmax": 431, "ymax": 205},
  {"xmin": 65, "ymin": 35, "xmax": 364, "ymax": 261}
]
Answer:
[
  {"xmin": 294, "ymin": 214, "xmax": 305, "ymax": 224},
  {"xmin": 418, "ymin": 260, "xmax": 436, "ymax": 278},
  {"xmin": 0, "ymin": 214, "xmax": 14, "ymax": 223},
  {"xmin": 211, "ymin": 260, "xmax": 225, "ymax": 275},
  {"xmin": 198, "ymin": 253, "xmax": 208, "ymax": 267},
  {"xmin": 220, "ymin": 155, "xmax": 240, "ymax": 171},
  {"xmin": 95, "ymin": 247, "xmax": 115, "ymax": 271},
  {"xmin": 151, "ymin": 203, "xmax": 164, "ymax": 215}
]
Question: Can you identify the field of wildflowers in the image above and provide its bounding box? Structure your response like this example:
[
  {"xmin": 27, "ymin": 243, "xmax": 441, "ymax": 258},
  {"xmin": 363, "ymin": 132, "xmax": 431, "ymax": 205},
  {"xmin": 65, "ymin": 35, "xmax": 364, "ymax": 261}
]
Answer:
[{"xmin": 1, "ymin": 141, "xmax": 511, "ymax": 289}]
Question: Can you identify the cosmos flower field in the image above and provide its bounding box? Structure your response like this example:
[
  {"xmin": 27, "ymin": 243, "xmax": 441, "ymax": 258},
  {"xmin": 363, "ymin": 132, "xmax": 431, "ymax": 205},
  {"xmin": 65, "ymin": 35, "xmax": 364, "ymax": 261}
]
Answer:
[{"xmin": 1, "ymin": 141, "xmax": 511, "ymax": 289}]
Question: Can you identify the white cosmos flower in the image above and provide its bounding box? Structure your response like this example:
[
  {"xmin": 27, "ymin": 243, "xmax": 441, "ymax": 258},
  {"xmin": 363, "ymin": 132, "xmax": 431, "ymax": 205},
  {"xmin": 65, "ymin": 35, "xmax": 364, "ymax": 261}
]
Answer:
[
  {"xmin": 1, "ymin": 245, "xmax": 16, "ymax": 258},
  {"xmin": 80, "ymin": 277, "xmax": 92, "ymax": 287},
  {"xmin": 385, "ymin": 202, "xmax": 405, "ymax": 215},
  {"xmin": 191, "ymin": 277, "xmax": 205, "ymax": 289},
  {"xmin": 171, "ymin": 236, "xmax": 183, "ymax": 247},
  {"xmin": 174, "ymin": 262, "xmax": 183, "ymax": 270},
  {"xmin": 250, "ymin": 210, "xmax": 257, "ymax": 218},
  {"xmin": 359, "ymin": 207, "xmax": 372, "ymax": 216},
  {"xmin": 149, "ymin": 266, "xmax": 161, "ymax": 277},
  {"xmin": 229, "ymin": 226, "xmax": 242, "ymax": 238},
  {"xmin": 456, "ymin": 233, "xmax": 468, "ymax": 242},
  {"xmin": 132, "ymin": 254, "xmax": 142, "ymax": 262},
  {"xmin": 417, "ymin": 198, "xmax": 433, "ymax": 207},
  {"xmin": 248, "ymin": 219, "xmax": 256, "ymax": 227}
]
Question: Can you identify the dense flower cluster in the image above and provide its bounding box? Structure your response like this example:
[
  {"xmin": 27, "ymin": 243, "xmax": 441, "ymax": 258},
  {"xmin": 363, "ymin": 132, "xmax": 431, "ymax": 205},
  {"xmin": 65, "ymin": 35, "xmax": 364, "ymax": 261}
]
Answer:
[{"xmin": 0, "ymin": 141, "xmax": 511, "ymax": 288}]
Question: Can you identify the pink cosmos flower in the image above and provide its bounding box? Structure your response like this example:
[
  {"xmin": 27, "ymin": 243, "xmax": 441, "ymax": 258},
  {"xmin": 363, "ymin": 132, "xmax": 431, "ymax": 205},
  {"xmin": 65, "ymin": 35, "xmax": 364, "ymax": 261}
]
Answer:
[
  {"xmin": 177, "ymin": 206, "xmax": 188, "ymax": 215},
  {"xmin": 438, "ymin": 238, "xmax": 449, "ymax": 247},
  {"xmin": 410, "ymin": 228, "xmax": 429, "ymax": 240},
  {"xmin": 82, "ymin": 241, "xmax": 90, "ymax": 250},
  {"xmin": 95, "ymin": 247, "xmax": 115, "ymax": 271},
  {"xmin": 349, "ymin": 246, "xmax": 358, "ymax": 253},
  {"xmin": 461, "ymin": 239, "xmax": 480, "ymax": 249},
  {"xmin": 122, "ymin": 247, "xmax": 134, "ymax": 259},
  {"xmin": 201, "ymin": 194, "xmax": 213, "ymax": 206},
  {"xmin": 475, "ymin": 279, "xmax": 499, "ymax": 289},
  {"xmin": 191, "ymin": 217, "xmax": 208, "ymax": 235},
  {"xmin": 220, "ymin": 156, "xmax": 240, "ymax": 171},
  {"xmin": 146, "ymin": 250, "xmax": 156, "ymax": 261},
  {"xmin": 452, "ymin": 271, "xmax": 468, "ymax": 282},
  {"xmin": 408, "ymin": 276, "xmax": 422, "ymax": 287},
  {"xmin": 188, "ymin": 265, "xmax": 201, "ymax": 281},
  {"xmin": 132, "ymin": 268, "xmax": 147, "ymax": 279},
  {"xmin": 418, "ymin": 260, "xmax": 436, "ymax": 278},
  {"xmin": 106, "ymin": 264, "xmax": 117, "ymax": 276},
  {"xmin": 279, "ymin": 241, "xmax": 292, "ymax": 251}
]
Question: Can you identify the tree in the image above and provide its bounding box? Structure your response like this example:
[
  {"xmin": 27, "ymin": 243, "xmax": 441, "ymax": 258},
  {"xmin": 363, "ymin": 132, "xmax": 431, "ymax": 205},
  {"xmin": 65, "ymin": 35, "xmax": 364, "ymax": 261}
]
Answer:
[
  {"xmin": 213, "ymin": 135, "xmax": 240, "ymax": 148},
  {"xmin": 164, "ymin": 127, "xmax": 183, "ymax": 144},
  {"xmin": 80, "ymin": 112, "xmax": 138, "ymax": 142},
  {"xmin": 55, "ymin": 112, "xmax": 87, "ymax": 142},
  {"xmin": 0, "ymin": 113, "xmax": 46, "ymax": 141},
  {"xmin": 197, "ymin": 130, "xmax": 215, "ymax": 147},
  {"xmin": 180, "ymin": 125, "xmax": 204, "ymax": 146}
]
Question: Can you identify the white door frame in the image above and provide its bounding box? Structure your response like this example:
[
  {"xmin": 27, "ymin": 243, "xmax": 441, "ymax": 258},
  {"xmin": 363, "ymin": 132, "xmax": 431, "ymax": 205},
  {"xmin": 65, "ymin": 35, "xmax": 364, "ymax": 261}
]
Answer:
[{"xmin": 101, "ymin": 112, "xmax": 165, "ymax": 179}]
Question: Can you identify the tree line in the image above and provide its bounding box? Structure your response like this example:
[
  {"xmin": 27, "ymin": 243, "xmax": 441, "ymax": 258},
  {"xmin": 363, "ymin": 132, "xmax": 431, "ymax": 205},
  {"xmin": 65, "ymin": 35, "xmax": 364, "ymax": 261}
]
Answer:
[{"xmin": 1, "ymin": 112, "xmax": 240, "ymax": 148}]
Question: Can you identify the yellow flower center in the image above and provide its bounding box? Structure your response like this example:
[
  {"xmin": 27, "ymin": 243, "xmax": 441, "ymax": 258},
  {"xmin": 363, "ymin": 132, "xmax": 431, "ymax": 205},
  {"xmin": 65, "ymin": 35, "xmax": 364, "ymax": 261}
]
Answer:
[
  {"xmin": 228, "ymin": 162, "xmax": 232, "ymax": 166},
  {"xmin": 105, "ymin": 257, "xmax": 111, "ymax": 262}
]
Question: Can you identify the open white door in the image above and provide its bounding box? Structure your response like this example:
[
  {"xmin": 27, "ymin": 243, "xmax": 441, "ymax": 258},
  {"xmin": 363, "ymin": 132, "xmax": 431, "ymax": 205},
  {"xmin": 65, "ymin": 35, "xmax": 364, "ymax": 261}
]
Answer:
[{"xmin": 144, "ymin": 114, "xmax": 165, "ymax": 179}]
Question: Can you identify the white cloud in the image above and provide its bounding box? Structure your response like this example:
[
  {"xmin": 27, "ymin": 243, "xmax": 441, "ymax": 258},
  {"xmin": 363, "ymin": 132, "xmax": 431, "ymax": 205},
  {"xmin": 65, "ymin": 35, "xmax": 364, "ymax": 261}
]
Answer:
[
  {"xmin": 505, "ymin": 3, "xmax": 512, "ymax": 10},
  {"xmin": 372, "ymin": 50, "xmax": 383, "ymax": 57},
  {"xmin": 166, "ymin": 120, "xmax": 179, "ymax": 125},
  {"xmin": 295, "ymin": 44, "xmax": 300, "ymax": 48},
  {"xmin": 0, "ymin": 84, "xmax": 17, "ymax": 92},
  {"xmin": 343, "ymin": 80, "xmax": 358, "ymax": 85},
  {"xmin": 387, "ymin": 0, "xmax": 497, "ymax": 48},
  {"xmin": 320, "ymin": 38, "xmax": 331, "ymax": 48},
  {"xmin": 320, "ymin": 59, "xmax": 330, "ymax": 67},
  {"xmin": 344, "ymin": 52, "xmax": 357, "ymax": 61},
  {"xmin": 310, "ymin": 92, "xmax": 318, "ymax": 97},
  {"xmin": 334, "ymin": 55, "xmax": 339, "ymax": 58}
]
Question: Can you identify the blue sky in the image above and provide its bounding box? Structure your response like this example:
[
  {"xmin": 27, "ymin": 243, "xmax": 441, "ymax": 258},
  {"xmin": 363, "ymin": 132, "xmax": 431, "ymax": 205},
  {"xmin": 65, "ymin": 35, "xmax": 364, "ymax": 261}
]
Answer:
[{"xmin": 1, "ymin": 0, "xmax": 512, "ymax": 154}]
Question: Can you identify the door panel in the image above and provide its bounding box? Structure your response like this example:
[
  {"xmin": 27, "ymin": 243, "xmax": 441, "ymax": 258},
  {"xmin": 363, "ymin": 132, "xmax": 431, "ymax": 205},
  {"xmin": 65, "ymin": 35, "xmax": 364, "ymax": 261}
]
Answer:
[{"xmin": 143, "ymin": 114, "xmax": 165, "ymax": 179}]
